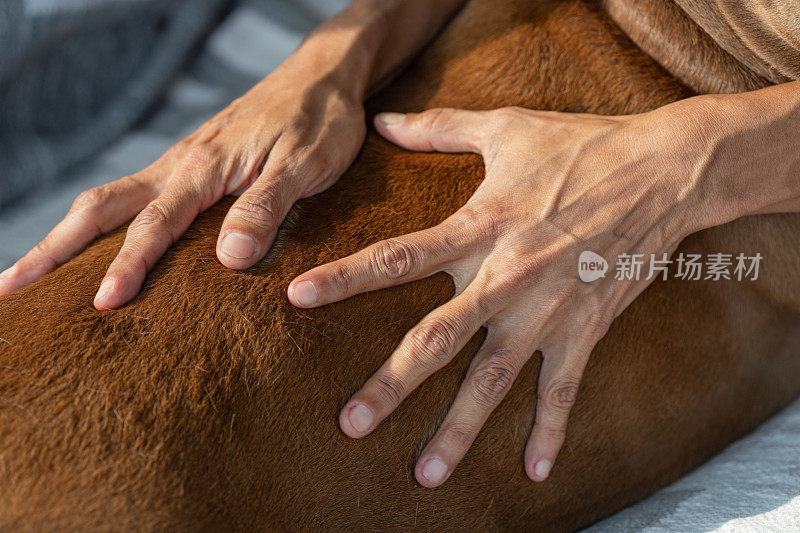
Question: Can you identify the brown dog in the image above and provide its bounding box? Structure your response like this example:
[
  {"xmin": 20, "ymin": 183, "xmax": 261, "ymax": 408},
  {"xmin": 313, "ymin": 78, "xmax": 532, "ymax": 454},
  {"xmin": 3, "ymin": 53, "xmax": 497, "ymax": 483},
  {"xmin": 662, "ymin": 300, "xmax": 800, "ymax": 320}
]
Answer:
[{"xmin": 1, "ymin": 0, "xmax": 799, "ymax": 530}]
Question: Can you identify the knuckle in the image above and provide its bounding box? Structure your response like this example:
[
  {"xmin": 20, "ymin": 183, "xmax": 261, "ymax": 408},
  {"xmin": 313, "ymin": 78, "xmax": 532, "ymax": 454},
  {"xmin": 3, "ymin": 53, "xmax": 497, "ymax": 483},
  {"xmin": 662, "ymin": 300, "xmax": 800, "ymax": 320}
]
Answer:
[
  {"xmin": 71, "ymin": 186, "xmax": 109, "ymax": 214},
  {"xmin": 228, "ymin": 191, "xmax": 280, "ymax": 232},
  {"xmin": 30, "ymin": 239, "xmax": 58, "ymax": 267},
  {"xmin": 454, "ymin": 206, "xmax": 506, "ymax": 241},
  {"xmin": 185, "ymin": 143, "xmax": 220, "ymax": 167},
  {"xmin": 172, "ymin": 138, "xmax": 192, "ymax": 152},
  {"xmin": 492, "ymin": 250, "xmax": 544, "ymax": 291},
  {"xmin": 327, "ymin": 262, "xmax": 352, "ymax": 294},
  {"xmin": 163, "ymin": 140, "xmax": 190, "ymax": 162},
  {"xmin": 31, "ymin": 240, "xmax": 48, "ymax": 256},
  {"xmin": 371, "ymin": 238, "xmax": 420, "ymax": 279},
  {"xmin": 541, "ymin": 424, "xmax": 568, "ymax": 443},
  {"xmin": 130, "ymin": 202, "xmax": 170, "ymax": 236},
  {"xmin": 443, "ymin": 422, "xmax": 474, "ymax": 449},
  {"xmin": 407, "ymin": 316, "xmax": 459, "ymax": 367},
  {"xmin": 374, "ymin": 373, "xmax": 406, "ymax": 408},
  {"xmin": 492, "ymin": 106, "xmax": 524, "ymax": 127},
  {"xmin": 470, "ymin": 352, "xmax": 517, "ymax": 407},
  {"xmin": 2, "ymin": 262, "xmax": 20, "ymax": 281},
  {"xmin": 418, "ymin": 108, "xmax": 452, "ymax": 132},
  {"xmin": 437, "ymin": 219, "xmax": 468, "ymax": 253},
  {"xmin": 505, "ymin": 250, "xmax": 543, "ymax": 276},
  {"xmin": 112, "ymin": 248, "xmax": 150, "ymax": 278},
  {"xmin": 540, "ymin": 378, "xmax": 581, "ymax": 413},
  {"xmin": 485, "ymin": 108, "xmax": 525, "ymax": 152}
]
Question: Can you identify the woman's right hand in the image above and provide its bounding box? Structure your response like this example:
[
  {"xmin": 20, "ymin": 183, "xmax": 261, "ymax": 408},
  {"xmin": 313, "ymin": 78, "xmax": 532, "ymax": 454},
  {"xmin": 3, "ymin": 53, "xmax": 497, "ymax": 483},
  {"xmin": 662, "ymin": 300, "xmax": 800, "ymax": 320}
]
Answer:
[{"xmin": 0, "ymin": 57, "xmax": 367, "ymax": 310}]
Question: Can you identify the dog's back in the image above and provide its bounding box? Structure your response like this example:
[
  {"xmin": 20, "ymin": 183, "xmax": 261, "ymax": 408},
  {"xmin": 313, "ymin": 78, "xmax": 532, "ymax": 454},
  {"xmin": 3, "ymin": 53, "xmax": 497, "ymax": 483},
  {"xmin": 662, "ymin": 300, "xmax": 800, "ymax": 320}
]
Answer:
[{"xmin": 2, "ymin": 1, "xmax": 800, "ymax": 530}]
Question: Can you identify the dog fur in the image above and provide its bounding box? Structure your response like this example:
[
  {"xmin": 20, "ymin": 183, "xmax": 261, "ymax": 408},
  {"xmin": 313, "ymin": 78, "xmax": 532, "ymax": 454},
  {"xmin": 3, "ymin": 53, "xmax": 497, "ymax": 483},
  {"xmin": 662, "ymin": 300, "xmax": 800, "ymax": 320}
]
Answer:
[{"xmin": 1, "ymin": 0, "xmax": 800, "ymax": 530}]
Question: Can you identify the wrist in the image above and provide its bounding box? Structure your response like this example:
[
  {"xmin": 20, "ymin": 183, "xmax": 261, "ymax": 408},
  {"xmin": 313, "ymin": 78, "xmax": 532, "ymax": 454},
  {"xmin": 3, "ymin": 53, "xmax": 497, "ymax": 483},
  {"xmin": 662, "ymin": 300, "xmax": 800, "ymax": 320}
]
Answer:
[
  {"xmin": 685, "ymin": 93, "xmax": 766, "ymax": 230},
  {"xmin": 279, "ymin": 1, "xmax": 392, "ymax": 103},
  {"xmin": 663, "ymin": 94, "xmax": 742, "ymax": 237},
  {"xmin": 271, "ymin": 41, "xmax": 368, "ymax": 104},
  {"xmin": 667, "ymin": 85, "xmax": 800, "ymax": 233},
  {"xmin": 614, "ymin": 103, "xmax": 718, "ymax": 244},
  {"xmin": 271, "ymin": 0, "xmax": 466, "ymax": 103}
]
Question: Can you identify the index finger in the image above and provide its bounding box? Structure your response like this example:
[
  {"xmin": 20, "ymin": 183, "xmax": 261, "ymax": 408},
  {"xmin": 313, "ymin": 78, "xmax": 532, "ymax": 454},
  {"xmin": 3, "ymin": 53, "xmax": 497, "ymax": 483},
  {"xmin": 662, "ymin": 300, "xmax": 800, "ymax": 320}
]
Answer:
[
  {"xmin": 0, "ymin": 176, "xmax": 155, "ymax": 296},
  {"xmin": 287, "ymin": 222, "xmax": 466, "ymax": 308}
]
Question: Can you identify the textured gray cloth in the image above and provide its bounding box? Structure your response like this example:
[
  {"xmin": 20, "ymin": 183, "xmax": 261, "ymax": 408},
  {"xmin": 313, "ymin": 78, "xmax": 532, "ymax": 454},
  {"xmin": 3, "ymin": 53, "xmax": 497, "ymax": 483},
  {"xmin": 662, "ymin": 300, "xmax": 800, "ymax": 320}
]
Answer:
[
  {"xmin": 589, "ymin": 396, "xmax": 800, "ymax": 531},
  {"xmin": 0, "ymin": 0, "xmax": 349, "ymax": 268},
  {"xmin": 0, "ymin": 0, "xmax": 798, "ymax": 530},
  {"xmin": 0, "ymin": 0, "xmax": 228, "ymax": 206}
]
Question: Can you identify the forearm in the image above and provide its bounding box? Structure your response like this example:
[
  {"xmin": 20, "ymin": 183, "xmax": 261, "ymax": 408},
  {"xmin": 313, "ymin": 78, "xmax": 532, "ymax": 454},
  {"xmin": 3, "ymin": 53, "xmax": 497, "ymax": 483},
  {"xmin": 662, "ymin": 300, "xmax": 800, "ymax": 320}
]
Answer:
[
  {"xmin": 274, "ymin": 0, "xmax": 467, "ymax": 101},
  {"xmin": 686, "ymin": 82, "xmax": 800, "ymax": 230}
]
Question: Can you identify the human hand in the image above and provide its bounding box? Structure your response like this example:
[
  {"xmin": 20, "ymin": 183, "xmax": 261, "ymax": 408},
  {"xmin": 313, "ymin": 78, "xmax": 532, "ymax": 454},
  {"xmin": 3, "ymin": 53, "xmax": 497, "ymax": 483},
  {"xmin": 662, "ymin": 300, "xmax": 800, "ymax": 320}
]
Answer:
[
  {"xmin": 0, "ymin": 58, "xmax": 366, "ymax": 309},
  {"xmin": 288, "ymin": 103, "xmax": 711, "ymax": 486}
]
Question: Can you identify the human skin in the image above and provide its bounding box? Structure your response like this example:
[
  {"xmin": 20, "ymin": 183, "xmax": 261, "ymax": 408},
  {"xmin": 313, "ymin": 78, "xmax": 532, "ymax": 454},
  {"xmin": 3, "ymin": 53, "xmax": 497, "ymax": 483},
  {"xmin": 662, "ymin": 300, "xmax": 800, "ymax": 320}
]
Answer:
[
  {"xmin": 286, "ymin": 82, "xmax": 800, "ymax": 486},
  {"xmin": 1, "ymin": 0, "xmax": 799, "ymax": 488},
  {"xmin": 0, "ymin": 0, "xmax": 467, "ymax": 309}
]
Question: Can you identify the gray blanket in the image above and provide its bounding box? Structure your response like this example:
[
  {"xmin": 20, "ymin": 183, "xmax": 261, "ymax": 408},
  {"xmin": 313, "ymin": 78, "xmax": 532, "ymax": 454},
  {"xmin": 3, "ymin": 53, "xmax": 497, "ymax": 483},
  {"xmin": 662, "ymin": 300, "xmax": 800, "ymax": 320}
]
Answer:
[{"xmin": 0, "ymin": 0, "xmax": 228, "ymax": 206}]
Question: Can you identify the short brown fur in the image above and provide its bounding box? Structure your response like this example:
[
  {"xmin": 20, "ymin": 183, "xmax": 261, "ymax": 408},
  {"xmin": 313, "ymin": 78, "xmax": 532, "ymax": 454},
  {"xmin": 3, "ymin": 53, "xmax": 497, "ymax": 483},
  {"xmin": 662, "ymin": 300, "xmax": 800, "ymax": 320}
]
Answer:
[{"xmin": 2, "ymin": 0, "xmax": 800, "ymax": 530}]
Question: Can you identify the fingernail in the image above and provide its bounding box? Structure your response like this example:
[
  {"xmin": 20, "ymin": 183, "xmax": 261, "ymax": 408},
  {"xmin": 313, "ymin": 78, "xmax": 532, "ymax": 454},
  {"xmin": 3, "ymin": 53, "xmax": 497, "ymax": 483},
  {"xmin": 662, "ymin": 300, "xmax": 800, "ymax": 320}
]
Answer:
[
  {"xmin": 348, "ymin": 403, "xmax": 374, "ymax": 434},
  {"xmin": 291, "ymin": 280, "xmax": 317, "ymax": 307},
  {"xmin": 220, "ymin": 232, "xmax": 257, "ymax": 260},
  {"xmin": 422, "ymin": 458, "xmax": 448, "ymax": 485},
  {"xmin": 377, "ymin": 112, "xmax": 405, "ymax": 126},
  {"xmin": 534, "ymin": 459, "xmax": 552, "ymax": 479},
  {"xmin": 94, "ymin": 279, "xmax": 114, "ymax": 305}
]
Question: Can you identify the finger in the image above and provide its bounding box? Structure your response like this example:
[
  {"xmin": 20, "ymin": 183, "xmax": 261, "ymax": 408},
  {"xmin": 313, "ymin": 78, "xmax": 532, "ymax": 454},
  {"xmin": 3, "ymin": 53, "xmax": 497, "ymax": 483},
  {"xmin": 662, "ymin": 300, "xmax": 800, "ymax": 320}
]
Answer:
[
  {"xmin": 374, "ymin": 108, "xmax": 488, "ymax": 154},
  {"xmin": 288, "ymin": 221, "xmax": 465, "ymax": 308},
  {"xmin": 216, "ymin": 163, "xmax": 301, "ymax": 269},
  {"xmin": 338, "ymin": 282, "xmax": 497, "ymax": 439},
  {"xmin": 93, "ymin": 175, "xmax": 214, "ymax": 310},
  {"xmin": 524, "ymin": 342, "xmax": 593, "ymax": 482},
  {"xmin": 0, "ymin": 176, "xmax": 155, "ymax": 296},
  {"xmin": 415, "ymin": 327, "xmax": 528, "ymax": 487}
]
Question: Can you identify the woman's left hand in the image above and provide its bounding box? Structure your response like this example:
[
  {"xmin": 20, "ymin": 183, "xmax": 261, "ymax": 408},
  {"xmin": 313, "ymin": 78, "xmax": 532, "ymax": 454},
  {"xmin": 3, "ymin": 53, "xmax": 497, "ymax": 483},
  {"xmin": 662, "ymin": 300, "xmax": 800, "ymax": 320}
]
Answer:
[{"xmin": 288, "ymin": 103, "xmax": 710, "ymax": 487}]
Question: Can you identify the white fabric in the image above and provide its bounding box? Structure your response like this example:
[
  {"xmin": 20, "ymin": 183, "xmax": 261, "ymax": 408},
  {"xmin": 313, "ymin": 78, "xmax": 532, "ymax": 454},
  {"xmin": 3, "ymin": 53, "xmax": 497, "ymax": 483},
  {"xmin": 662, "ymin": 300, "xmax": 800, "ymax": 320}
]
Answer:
[{"xmin": 589, "ymin": 396, "xmax": 800, "ymax": 531}]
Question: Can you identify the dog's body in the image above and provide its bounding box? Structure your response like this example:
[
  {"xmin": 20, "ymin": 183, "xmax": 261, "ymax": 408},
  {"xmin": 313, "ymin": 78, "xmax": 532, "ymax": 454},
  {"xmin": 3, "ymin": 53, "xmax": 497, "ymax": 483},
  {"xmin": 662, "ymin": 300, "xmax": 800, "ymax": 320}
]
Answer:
[{"xmin": 2, "ymin": 0, "xmax": 799, "ymax": 530}]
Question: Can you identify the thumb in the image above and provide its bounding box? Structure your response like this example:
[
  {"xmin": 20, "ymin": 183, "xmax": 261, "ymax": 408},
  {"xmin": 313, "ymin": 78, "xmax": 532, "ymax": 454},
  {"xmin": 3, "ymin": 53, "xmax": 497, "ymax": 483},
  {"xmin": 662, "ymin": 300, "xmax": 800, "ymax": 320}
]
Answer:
[{"xmin": 374, "ymin": 108, "xmax": 487, "ymax": 154}]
